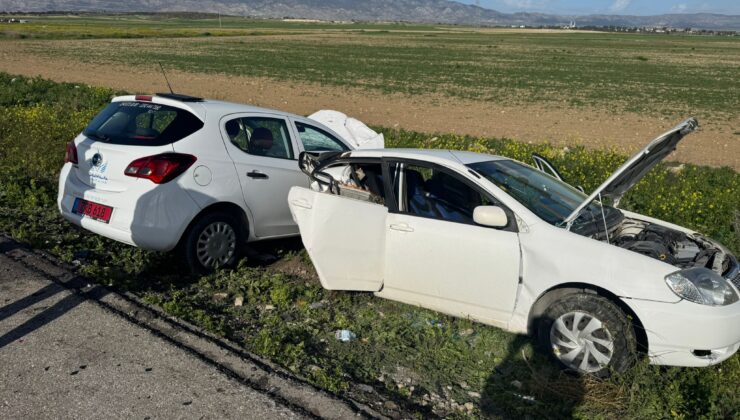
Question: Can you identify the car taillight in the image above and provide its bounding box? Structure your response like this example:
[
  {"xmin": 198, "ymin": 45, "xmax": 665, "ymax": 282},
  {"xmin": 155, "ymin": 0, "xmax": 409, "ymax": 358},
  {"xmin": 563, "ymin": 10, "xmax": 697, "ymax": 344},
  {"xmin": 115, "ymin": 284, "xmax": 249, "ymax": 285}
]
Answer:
[
  {"xmin": 135, "ymin": 95, "xmax": 153, "ymax": 102},
  {"xmin": 124, "ymin": 153, "xmax": 196, "ymax": 184},
  {"xmin": 64, "ymin": 141, "xmax": 78, "ymax": 164}
]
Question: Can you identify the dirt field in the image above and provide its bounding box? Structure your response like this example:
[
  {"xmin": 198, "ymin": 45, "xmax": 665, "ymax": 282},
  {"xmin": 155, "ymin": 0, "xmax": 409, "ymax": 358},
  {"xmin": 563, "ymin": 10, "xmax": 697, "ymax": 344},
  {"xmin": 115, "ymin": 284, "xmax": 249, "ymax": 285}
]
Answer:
[{"xmin": 0, "ymin": 42, "xmax": 737, "ymax": 169}]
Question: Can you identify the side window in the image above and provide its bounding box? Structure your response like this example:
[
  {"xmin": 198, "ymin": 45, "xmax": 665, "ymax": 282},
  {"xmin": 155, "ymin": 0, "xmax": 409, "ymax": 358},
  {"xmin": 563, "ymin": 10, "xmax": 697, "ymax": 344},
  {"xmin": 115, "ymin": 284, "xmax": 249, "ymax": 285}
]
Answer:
[
  {"xmin": 391, "ymin": 162, "xmax": 493, "ymax": 224},
  {"xmin": 295, "ymin": 122, "xmax": 349, "ymax": 152},
  {"xmin": 224, "ymin": 117, "xmax": 294, "ymax": 160},
  {"xmin": 321, "ymin": 161, "xmax": 386, "ymax": 205}
]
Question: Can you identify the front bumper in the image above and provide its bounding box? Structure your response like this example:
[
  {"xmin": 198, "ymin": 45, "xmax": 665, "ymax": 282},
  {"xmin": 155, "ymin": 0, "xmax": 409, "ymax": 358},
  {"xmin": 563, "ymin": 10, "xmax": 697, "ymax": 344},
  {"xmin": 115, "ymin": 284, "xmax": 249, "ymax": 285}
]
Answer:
[{"xmin": 626, "ymin": 297, "xmax": 740, "ymax": 367}]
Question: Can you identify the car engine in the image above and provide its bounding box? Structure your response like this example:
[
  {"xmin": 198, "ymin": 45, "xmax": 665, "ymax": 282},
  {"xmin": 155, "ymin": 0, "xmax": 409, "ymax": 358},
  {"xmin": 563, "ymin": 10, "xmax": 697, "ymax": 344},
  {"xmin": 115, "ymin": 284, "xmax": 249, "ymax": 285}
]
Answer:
[{"xmin": 606, "ymin": 218, "xmax": 732, "ymax": 276}]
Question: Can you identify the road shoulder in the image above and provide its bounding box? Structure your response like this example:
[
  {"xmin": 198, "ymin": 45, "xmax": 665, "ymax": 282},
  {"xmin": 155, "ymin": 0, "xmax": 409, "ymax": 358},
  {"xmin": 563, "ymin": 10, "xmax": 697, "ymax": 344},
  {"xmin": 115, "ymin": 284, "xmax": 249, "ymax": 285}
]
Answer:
[{"xmin": 0, "ymin": 236, "xmax": 382, "ymax": 419}]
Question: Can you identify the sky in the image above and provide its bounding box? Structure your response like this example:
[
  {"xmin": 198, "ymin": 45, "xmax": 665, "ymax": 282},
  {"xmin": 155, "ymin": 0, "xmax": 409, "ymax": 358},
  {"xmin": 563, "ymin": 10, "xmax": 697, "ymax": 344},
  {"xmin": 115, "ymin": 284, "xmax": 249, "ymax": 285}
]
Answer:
[{"xmin": 454, "ymin": 0, "xmax": 739, "ymax": 16}]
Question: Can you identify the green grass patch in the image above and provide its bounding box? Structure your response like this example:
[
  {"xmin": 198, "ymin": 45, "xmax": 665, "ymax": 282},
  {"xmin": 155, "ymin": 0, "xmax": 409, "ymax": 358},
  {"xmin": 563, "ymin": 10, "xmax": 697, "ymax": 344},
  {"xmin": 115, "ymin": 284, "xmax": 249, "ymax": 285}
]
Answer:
[
  {"xmin": 0, "ymin": 72, "xmax": 738, "ymax": 418},
  {"xmin": 0, "ymin": 14, "xmax": 448, "ymax": 40}
]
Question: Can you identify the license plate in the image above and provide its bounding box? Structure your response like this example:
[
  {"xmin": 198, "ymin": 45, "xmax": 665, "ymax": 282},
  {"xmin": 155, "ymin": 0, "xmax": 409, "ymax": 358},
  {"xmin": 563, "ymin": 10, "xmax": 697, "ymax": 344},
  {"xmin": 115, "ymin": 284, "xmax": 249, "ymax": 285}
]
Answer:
[{"xmin": 72, "ymin": 198, "xmax": 113, "ymax": 223}]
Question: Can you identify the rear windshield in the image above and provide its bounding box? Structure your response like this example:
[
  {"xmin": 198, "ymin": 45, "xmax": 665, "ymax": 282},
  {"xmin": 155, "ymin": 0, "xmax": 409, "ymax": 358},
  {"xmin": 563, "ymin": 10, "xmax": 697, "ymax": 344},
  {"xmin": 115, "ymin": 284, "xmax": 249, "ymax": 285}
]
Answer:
[{"xmin": 83, "ymin": 101, "xmax": 204, "ymax": 146}]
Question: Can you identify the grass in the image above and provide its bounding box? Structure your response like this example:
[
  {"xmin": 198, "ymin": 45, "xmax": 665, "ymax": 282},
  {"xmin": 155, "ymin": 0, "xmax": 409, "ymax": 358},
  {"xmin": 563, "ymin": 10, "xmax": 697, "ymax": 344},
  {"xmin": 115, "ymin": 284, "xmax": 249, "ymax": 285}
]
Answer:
[
  {"xmin": 0, "ymin": 14, "xmax": 449, "ymax": 39},
  {"xmin": 0, "ymin": 73, "xmax": 739, "ymax": 418},
  {"xmin": 3, "ymin": 15, "xmax": 739, "ymax": 120}
]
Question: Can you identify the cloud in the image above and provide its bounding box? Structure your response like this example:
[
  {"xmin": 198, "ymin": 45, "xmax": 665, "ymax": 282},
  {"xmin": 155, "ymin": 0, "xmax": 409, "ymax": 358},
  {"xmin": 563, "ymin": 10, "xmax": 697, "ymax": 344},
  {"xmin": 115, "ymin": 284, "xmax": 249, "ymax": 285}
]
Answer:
[
  {"xmin": 608, "ymin": 0, "xmax": 631, "ymax": 12},
  {"xmin": 671, "ymin": 3, "xmax": 688, "ymax": 12}
]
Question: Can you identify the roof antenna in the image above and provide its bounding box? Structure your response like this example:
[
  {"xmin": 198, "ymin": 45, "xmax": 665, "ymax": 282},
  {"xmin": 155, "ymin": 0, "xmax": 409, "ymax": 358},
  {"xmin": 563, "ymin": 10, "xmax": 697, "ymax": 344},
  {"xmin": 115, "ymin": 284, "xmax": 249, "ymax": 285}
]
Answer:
[{"xmin": 158, "ymin": 62, "xmax": 174, "ymax": 94}]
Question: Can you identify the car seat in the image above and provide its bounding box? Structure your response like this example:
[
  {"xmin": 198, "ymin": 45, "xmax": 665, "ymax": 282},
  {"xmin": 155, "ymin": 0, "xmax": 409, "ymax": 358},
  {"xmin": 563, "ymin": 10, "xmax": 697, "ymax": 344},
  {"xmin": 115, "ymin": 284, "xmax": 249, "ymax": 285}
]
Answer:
[
  {"xmin": 406, "ymin": 169, "xmax": 439, "ymax": 218},
  {"xmin": 426, "ymin": 174, "xmax": 474, "ymax": 223},
  {"xmin": 250, "ymin": 127, "xmax": 274, "ymax": 156}
]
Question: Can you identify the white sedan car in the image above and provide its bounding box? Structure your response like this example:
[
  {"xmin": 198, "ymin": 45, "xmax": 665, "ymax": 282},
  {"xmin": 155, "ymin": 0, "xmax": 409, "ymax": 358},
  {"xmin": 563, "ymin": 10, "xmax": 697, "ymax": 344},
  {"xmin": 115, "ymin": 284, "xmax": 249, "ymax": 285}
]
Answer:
[
  {"xmin": 288, "ymin": 117, "xmax": 740, "ymax": 375},
  {"xmin": 57, "ymin": 93, "xmax": 378, "ymax": 273}
]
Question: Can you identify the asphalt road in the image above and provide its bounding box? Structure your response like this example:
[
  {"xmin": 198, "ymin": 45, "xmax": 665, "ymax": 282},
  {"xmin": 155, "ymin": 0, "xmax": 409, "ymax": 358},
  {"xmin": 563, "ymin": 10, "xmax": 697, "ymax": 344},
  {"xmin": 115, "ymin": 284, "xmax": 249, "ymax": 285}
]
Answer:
[
  {"xmin": 0, "ymin": 236, "xmax": 380, "ymax": 419},
  {"xmin": 0, "ymin": 248, "xmax": 308, "ymax": 419}
]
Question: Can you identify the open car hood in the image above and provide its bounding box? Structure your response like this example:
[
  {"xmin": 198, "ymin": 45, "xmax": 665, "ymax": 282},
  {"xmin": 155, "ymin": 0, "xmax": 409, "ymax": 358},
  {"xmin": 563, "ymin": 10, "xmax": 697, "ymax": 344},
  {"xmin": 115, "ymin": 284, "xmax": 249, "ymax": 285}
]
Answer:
[{"xmin": 563, "ymin": 117, "xmax": 698, "ymax": 228}]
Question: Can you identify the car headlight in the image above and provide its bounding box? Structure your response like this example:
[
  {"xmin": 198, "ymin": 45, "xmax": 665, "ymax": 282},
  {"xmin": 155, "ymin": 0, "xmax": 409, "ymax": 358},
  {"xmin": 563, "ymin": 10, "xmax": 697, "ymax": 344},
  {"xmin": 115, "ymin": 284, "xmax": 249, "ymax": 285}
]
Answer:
[{"xmin": 665, "ymin": 268, "xmax": 739, "ymax": 306}]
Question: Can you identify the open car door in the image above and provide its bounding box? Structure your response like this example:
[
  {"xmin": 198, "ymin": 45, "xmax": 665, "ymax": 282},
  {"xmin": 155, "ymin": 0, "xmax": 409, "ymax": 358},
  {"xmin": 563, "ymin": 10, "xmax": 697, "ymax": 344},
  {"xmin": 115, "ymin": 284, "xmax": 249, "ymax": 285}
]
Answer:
[
  {"xmin": 532, "ymin": 153, "xmax": 585, "ymax": 192},
  {"xmin": 532, "ymin": 153, "xmax": 565, "ymax": 181},
  {"xmin": 288, "ymin": 186, "xmax": 386, "ymax": 291}
]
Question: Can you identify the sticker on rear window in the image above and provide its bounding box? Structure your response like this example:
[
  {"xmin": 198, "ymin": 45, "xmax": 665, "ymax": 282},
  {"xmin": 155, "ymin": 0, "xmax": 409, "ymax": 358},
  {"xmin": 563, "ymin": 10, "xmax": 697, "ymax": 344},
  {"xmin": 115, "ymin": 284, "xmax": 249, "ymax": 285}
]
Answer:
[{"xmin": 119, "ymin": 101, "xmax": 162, "ymax": 111}]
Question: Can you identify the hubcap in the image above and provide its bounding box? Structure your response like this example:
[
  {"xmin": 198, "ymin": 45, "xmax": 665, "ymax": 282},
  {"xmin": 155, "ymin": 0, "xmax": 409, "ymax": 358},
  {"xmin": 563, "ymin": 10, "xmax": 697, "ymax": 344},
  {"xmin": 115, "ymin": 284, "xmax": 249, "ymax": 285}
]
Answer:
[
  {"xmin": 550, "ymin": 311, "xmax": 614, "ymax": 373},
  {"xmin": 196, "ymin": 222, "xmax": 236, "ymax": 268}
]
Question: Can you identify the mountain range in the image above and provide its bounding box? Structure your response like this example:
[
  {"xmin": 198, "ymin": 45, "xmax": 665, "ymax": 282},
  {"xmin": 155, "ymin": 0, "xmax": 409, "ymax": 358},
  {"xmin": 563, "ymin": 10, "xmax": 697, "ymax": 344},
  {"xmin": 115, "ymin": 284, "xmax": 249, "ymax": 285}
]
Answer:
[{"xmin": 2, "ymin": 0, "xmax": 739, "ymax": 30}]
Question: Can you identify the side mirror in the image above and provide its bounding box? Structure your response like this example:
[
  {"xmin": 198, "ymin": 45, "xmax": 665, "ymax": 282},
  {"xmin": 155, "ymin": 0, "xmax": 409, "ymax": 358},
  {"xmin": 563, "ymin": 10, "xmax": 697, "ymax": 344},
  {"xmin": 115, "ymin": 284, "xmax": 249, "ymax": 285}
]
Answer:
[{"xmin": 473, "ymin": 206, "xmax": 508, "ymax": 228}]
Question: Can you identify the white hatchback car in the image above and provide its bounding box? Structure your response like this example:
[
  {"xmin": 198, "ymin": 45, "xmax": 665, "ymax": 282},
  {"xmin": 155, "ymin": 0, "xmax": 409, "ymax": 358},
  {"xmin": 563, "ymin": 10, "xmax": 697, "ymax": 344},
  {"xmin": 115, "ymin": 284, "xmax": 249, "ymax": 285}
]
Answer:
[
  {"xmin": 288, "ymin": 117, "xmax": 740, "ymax": 375},
  {"xmin": 58, "ymin": 93, "xmax": 362, "ymax": 272}
]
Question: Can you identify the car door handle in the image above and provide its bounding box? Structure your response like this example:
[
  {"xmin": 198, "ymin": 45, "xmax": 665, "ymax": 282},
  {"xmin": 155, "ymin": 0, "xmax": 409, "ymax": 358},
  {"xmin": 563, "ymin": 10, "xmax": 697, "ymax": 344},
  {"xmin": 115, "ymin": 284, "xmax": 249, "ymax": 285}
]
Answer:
[
  {"xmin": 389, "ymin": 223, "xmax": 414, "ymax": 232},
  {"xmin": 290, "ymin": 199, "xmax": 312, "ymax": 209},
  {"xmin": 247, "ymin": 171, "xmax": 268, "ymax": 179}
]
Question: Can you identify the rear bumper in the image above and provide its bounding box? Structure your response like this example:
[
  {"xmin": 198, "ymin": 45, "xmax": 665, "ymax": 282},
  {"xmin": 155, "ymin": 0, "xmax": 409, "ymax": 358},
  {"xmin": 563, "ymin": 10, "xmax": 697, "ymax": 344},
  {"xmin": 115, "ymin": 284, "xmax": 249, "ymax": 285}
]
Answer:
[
  {"xmin": 57, "ymin": 163, "xmax": 200, "ymax": 251},
  {"xmin": 626, "ymin": 297, "xmax": 740, "ymax": 367}
]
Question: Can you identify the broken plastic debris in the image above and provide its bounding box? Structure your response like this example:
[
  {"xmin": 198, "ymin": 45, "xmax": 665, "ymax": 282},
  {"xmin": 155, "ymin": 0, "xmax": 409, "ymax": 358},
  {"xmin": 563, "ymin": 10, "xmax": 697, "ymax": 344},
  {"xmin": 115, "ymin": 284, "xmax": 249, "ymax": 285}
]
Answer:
[
  {"xmin": 334, "ymin": 329, "xmax": 356, "ymax": 342},
  {"xmin": 309, "ymin": 300, "xmax": 326, "ymax": 309},
  {"xmin": 513, "ymin": 392, "xmax": 536, "ymax": 403},
  {"xmin": 458, "ymin": 328, "xmax": 475, "ymax": 337}
]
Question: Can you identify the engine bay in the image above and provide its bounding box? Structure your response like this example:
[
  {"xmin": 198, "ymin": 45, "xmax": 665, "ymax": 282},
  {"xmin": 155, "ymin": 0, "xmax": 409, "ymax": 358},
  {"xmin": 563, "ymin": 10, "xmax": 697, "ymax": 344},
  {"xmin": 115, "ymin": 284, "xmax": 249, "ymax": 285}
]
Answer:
[{"xmin": 604, "ymin": 218, "xmax": 731, "ymax": 276}]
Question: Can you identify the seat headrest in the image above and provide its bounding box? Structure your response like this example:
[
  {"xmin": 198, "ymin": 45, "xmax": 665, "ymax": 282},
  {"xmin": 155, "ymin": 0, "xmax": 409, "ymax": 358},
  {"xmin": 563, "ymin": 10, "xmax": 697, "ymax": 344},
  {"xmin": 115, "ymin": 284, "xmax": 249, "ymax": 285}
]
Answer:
[{"xmin": 251, "ymin": 127, "xmax": 274, "ymax": 149}]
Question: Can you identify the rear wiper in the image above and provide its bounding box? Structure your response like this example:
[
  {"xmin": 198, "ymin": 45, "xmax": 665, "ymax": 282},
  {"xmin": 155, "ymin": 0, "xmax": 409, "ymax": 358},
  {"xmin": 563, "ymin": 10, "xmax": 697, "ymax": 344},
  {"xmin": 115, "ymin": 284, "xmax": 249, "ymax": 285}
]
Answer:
[{"xmin": 88, "ymin": 132, "xmax": 111, "ymax": 142}]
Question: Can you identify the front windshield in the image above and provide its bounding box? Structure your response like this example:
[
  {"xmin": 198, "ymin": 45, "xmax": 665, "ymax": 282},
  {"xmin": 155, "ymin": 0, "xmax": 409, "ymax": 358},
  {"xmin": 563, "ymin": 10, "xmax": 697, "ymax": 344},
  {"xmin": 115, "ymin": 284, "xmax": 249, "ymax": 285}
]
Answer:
[{"xmin": 467, "ymin": 160, "xmax": 621, "ymax": 232}]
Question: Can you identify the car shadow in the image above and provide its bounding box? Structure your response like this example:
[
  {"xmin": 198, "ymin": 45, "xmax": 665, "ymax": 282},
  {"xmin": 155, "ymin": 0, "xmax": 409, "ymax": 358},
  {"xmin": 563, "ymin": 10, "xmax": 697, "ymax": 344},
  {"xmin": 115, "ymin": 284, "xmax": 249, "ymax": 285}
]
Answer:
[
  {"xmin": 0, "ymin": 242, "xmax": 112, "ymax": 350},
  {"xmin": 241, "ymin": 237, "xmax": 305, "ymax": 267},
  {"xmin": 480, "ymin": 316, "xmax": 586, "ymax": 418},
  {"xmin": 0, "ymin": 291, "xmax": 84, "ymax": 350}
]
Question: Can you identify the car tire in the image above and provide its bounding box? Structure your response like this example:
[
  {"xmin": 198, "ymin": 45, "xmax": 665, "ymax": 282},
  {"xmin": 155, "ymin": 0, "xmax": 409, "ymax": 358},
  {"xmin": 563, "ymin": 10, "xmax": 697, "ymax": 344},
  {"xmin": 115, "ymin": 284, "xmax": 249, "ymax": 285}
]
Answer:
[
  {"xmin": 537, "ymin": 292, "xmax": 636, "ymax": 376},
  {"xmin": 183, "ymin": 211, "xmax": 244, "ymax": 274}
]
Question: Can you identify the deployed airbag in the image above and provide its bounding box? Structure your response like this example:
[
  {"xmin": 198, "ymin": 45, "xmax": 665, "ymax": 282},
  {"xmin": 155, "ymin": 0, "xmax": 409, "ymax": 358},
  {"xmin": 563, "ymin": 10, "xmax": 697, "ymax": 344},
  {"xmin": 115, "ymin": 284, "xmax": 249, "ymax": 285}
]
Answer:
[{"xmin": 308, "ymin": 110, "xmax": 384, "ymax": 149}]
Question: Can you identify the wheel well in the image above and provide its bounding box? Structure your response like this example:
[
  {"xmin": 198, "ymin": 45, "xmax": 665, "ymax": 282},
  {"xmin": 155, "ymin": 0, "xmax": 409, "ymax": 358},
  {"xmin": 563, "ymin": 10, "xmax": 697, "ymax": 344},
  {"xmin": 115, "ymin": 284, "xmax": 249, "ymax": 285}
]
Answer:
[
  {"xmin": 528, "ymin": 283, "xmax": 649, "ymax": 354},
  {"xmin": 178, "ymin": 202, "xmax": 250, "ymax": 246}
]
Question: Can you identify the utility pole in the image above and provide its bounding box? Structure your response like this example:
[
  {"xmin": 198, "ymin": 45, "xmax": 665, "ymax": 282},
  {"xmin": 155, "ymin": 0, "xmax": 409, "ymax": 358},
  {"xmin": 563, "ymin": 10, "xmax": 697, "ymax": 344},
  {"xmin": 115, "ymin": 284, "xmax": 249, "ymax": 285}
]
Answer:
[{"xmin": 219, "ymin": 12, "xmax": 222, "ymax": 28}]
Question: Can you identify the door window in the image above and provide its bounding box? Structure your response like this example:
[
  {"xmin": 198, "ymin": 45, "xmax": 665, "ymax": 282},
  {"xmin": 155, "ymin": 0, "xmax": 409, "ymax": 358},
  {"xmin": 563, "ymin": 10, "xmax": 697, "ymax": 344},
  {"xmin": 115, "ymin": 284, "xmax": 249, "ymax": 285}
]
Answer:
[
  {"xmin": 320, "ymin": 161, "xmax": 386, "ymax": 205},
  {"xmin": 390, "ymin": 162, "xmax": 494, "ymax": 224},
  {"xmin": 295, "ymin": 122, "xmax": 349, "ymax": 152},
  {"xmin": 224, "ymin": 117, "xmax": 294, "ymax": 160}
]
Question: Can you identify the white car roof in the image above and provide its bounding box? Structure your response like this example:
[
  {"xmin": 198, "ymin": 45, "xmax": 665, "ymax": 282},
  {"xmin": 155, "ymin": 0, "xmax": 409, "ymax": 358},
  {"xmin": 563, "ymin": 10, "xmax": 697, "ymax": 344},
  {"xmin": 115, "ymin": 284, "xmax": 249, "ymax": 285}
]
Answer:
[
  {"xmin": 345, "ymin": 148, "xmax": 509, "ymax": 166},
  {"xmin": 113, "ymin": 95, "xmax": 313, "ymax": 122},
  {"xmin": 199, "ymin": 99, "xmax": 308, "ymax": 119}
]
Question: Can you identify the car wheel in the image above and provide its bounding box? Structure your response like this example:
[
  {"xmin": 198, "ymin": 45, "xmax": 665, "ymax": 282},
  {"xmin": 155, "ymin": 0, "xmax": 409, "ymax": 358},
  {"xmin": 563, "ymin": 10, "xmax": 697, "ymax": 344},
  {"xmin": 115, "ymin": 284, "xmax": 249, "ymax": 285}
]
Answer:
[
  {"xmin": 537, "ymin": 293, "xmax": 636, "ymax": 376},
  {"xmin": 183, "ymin": 211, "xmax": 243, "ymax": 274}
]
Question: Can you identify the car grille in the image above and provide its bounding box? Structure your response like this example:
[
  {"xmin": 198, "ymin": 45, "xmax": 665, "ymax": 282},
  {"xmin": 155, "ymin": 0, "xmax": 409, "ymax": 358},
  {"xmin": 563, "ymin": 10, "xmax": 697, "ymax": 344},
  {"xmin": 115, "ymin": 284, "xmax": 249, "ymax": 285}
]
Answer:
[{"xmin": 728, "ymin": 255, "xmax": 740, "ymax": 290}]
